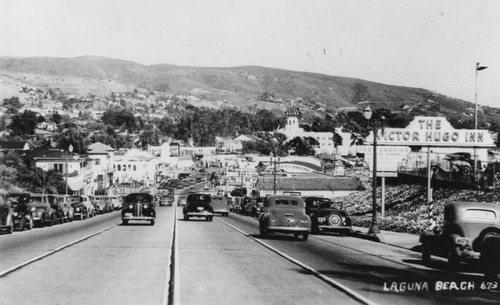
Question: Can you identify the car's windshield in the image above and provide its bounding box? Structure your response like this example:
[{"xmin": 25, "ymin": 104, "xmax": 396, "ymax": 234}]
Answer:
[
  {"xmin": 124, "ymin": 194, "xmax": 152, "ymax": 203},
  {"xmin": 275, "ymin": 199, "xmax": 299, "ymax": 206}
]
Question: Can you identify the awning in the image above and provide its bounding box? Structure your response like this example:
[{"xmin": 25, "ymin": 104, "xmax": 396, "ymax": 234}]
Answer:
[{"xmin": 68, "ymin": 180, "xmax": 87, "ymax": 191}]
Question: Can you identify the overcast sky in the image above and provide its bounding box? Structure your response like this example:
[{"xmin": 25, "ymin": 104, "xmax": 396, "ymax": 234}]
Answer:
[{"xmin": 1, "ymin": 0, "xmax": 499, "ymax": 107}]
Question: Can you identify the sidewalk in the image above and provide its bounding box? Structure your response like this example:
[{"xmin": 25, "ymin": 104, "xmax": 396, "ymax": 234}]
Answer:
[{"xmin": 350, "ymin": 226, "xmax": 422, "ymax": 252}]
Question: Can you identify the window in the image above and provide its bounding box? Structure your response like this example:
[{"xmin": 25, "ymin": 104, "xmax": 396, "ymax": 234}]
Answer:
[
  {"xmin": 117, "ymin": 165, "xmax": 121, "ymax": 171},
  {"xmin": 275, "ymin": 199, "xmax": 298, "ymax": 206},
  {"xmin": 95, "ymin": 159, "xmax": 100, "ymax": 165}
]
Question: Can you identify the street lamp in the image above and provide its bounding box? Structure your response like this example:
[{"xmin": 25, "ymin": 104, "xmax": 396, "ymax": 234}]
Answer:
[
  {"xmin": 363, "ymin": 106, "xmax": 385, "ymax": 235},
  {"xmin": 474, "ymin": 62, "xmax": 488, "ymax": 183},
  {"xmin": 65, "ymin": 144, "xmax": 74, "ymax": 195}
]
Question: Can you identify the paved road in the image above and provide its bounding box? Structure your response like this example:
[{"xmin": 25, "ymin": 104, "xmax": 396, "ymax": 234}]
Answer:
[{"xmin": 1, "ymin": 194, "xmax": 499, "ymax": 305}]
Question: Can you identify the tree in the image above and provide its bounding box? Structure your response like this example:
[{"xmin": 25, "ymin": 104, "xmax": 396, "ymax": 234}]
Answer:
[
  {"xmin": 285, "ymin": 136, "xmax": 319, "ymax": 156},
  {"xmin": 16, "ymin": 167, "xmax": 64, "ymax": 194},
  {"xmin": 8, "ymin": 110, "xmax": 39, "ymax": 136},
  {"xmin": 3, "ymin": 96, "xmax": 22, "ymax": 114}
]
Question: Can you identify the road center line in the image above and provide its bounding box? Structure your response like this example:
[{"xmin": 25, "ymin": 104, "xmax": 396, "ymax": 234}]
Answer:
[
  {"xmin": 216, "ymin": 217, "xmax": 378, "ymax": 305},
  {"xmin": 0, "ymin": 224, "xmax": 118, "ymax": 278},
  {"xmin": 162, "ymin": 203, "xmax": 180, "ymax": 305}
]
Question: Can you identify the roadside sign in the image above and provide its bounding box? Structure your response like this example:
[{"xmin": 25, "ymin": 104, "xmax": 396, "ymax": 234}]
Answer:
[{"xmin": 377, "ymin": 171, "xmax": 398, "ymax": 177}]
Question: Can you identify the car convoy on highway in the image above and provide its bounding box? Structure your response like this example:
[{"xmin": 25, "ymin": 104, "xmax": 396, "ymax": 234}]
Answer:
[{"xmin": 1, "ymin": 177, "xmax": 500, "ymax": 281}]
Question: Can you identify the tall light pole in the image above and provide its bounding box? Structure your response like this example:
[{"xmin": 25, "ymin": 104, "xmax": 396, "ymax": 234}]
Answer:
[
  {"xmin": 363, "ymin": 106, "xmax": 384, "ymax": 235},
  {"xmin": 65, "ymin": 144, "xmax": 74, "ymax": 195},
  {"xmin": 474, "ymin": 63, "xmax": 488, "ymax": 183}
]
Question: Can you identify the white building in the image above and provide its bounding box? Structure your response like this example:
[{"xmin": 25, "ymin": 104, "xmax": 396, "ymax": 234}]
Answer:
[
  {"xmin": 276, "ymin": 107, "xmax": 336, "ymax": 154},
  {"xmin": 112, "ymin": 149, "xmax": 157, "ymax": 186},
  {"xmin": 87, "ymin": 142, "xmax": 115, "ymax": 195}
]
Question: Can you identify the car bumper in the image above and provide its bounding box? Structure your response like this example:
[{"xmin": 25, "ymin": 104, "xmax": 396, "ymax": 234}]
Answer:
[
  {"xmin": 267, "ymin": 226, "xmax": 310, "ymax": 233},
  {"xmin": 122, "ymin": 215, "xmax": 155, "ymax": 221},
  {"xmin": 213, "ymin": 209, "xmax": 229, "ymax": 214},
  {"xmin": 186, "ymin": 211, "xmax": 214, "ymax": 217}
]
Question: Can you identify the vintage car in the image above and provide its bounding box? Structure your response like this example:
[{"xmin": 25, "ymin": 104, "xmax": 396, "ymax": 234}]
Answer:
[
  {"xmin": 29, "ymin": 193, "xmax": 57, "ymax": 227},
  {"xmin": 48, "ymin": 194, "xmax": 77, "ymax": 223},
  {"xmin": 0, "ymin": 192, "xmax": 14, "ymax": 233},
  {"xmin": 93, "ymin": 195, "xmax": 112, "ymax": 214},
  {"xmin": 420, "ymin": 201, "xmax": 500, "ymax": 280},
  {"xmin": 183, "ymin": 193, "xmax": 214, "ymax": 221},
  {"xmin": 259, "ymin": 195, "xmax": 311, "ymax": 241},
  {"xmin": 7, "ymin": 192, "xmax": 34, "ymax": 231},
  {"xmin": 241, "ymin": 197, "xmax": 264, "ymax": 217},
  {"xmin": 211, "ymin": 195, "xmax": 229, "ymax": 217},
  {"xmin": 79, "ymin": 195, "xmax": 97, "ymax": 218},
  {"xmin": 109, "ymin": 195, "xmax": 122, "ymax": 210},
  {"xmin": 121, "ymin": 193, "xmax": 156, "ymax": 225},
  {"xmin": 304, "ymin": 197, "xmax": 352, "ymax": 234}
]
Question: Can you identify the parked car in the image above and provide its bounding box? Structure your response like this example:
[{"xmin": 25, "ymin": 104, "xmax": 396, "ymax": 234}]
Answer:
[
  {"xmin": 75, "ymin": 195, "xmax": 97, "ymax": 218},
  {"xmin": 259, "ymin": 195, "xmax": 311, "ymax": 241},
  {"xmin": 7, "ymin": 192, "xmax": 34, "ymax": 231},
  {"xmin": 109, "ymin": 196, "xmax": 122, "ymax": 210},
  {"xmin": 93, "ymin": 195, "xmax": 112, "ymax": 214},
  {"xmin": 177, "ymin": 195, "xmax": 187, "ymax": 207},
  {"xmin": 29, "ymin": 193, "xmax": 57, "ymax": 227},
  {"xmin": 211, "ymin": 195, "xmax": 229, "ymax": 217},
  {"xmin": 121, "ymin": 193, "xmax": 156, "ymax": 225},
  {"xmin": 241, "ymin": 197, "xmax": 264, "ymax": 217},
  {"xmin": 304, "ymin": 197, "xmax": 352, "ymax": 234},
  {"xmin": 420, "ymin": 201, "xmax": 500, "ymax": 280},
  {"xmin": 183, "ymin": 193, "xmax": 214, "ymax": 221},
  {"xmin": 48, "ymin": 194, "xmax": 77, "ymax": 223},
  {"xmin": 0, "ymin": 192, "xmax": 14, "ymax": 233}
]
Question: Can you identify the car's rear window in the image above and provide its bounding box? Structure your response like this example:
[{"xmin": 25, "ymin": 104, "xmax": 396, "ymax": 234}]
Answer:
[
  {"xmin": 187, "ymin": 194, "xmax": 211, "ymax": 203},
  {"xmin": 275, "ymin": 199, "xmax": 299, "ymax": 206},
  {"xmin": 464, "ymin": 209, "xmax": 497, "ymax": 221}
]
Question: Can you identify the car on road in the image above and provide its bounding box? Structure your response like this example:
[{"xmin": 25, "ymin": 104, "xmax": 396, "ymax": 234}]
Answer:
[
  {"xmin": 79, "ymin": 195, "xmax": 97, "ymax": 218},
  {"xmin": 241, "ymin": 197, "xmax": 264, "ymax": 217},
  {"xmin": 420, "ymin": 201, "xmax": 500, "ymax": 280},
  {"xmin": 0, "ymin": 192, "xmax": 15, "ymax": 233},
  {"xmin": 183, "ymin": 193, "xmax": 214, "ymax": 221},
  {"xmin": 48, "ymin": 194, "xmax": 77, "ymax": 223},
  {"xmin": 29, "ymin": 193, "xmax": 57, "ymax": 227},
  {"xmin": 211, "ymin": 195, "xmax": 229, "ymax": 217},
  {"xmin": 109, "ymin": 195, "xmax": 122, "ymax": 210},
  {"xmin": 259, "ymin": 195, "xmax": 311, "ymax": 241},
  {"xmin": 121, "ymin": 193, "xmax": 156, "ymax": 225},
  {"xmin": 304, "ymin": 197, "xmax": 352, "ymax": 234},
  {"xmin": 7, "ymin": 192, "xmax": 34, "ymax": 231},
  {"xmin": 93, "ymin": 195, "xmax": 112, "ymax": 214}
]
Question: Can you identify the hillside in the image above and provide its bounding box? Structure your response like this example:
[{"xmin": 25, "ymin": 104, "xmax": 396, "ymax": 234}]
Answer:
[{"xmin": 1, "ymin": 55, "xmax": 499, "ymax": 126}]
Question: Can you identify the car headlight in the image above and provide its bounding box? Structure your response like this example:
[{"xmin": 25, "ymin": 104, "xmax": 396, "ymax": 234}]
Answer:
[
  {"xmin": 144, "ymin": 205, "xmax": 148, "ymax": 209},
  {"xmin": 31, "ymin": 207, "xmax": 36, "ymax": 212},
  {"xmin": 76, "ymin": 207, "xmax": 80, "ymax": 211},
  {"xmin": 13, "ymin": 212, "xmax": 18, "ymax": 217},
  {"xmin": 128, "ymin": 205, "xmax": 133, "ymax": 209}
]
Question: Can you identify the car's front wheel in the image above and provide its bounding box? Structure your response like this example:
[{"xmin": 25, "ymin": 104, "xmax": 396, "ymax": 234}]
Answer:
[
  {"xmin": 122, "ymin": 219, "xmax": 128, "ymax": 225},
  {"xmin": 303, "ymin": 233, "xmax": 309, "ymax": 241},
  {"xmin": 150, "ymin": 220, "xmax": 155, "ymax": 226},
  {"xmin": 184, "ymin": 215, "xmax": 189, "ymax": 221}
]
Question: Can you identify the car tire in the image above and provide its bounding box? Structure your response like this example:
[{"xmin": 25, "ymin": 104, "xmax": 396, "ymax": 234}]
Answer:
[
  {"xmin": 311, "ymin": 224, "xmax": 319, "ymax": 235},
  {"xmin": 122, "ymin": 219, "xmax": 128, "ymax": 225},
  {"xmin": 150, "ymin": 220, "xmax": 155, "ymax": 226},
  {"xmin": 39, "ymin": 217, "xmax": 45, "ymax": 228},
  {"xmin": 184, "ymin": 215, "xmax": 189, "ymax": 221},
  {"xmin": 6, "ymin": 222, "xmax": 13, "ymax": 234},
  {"xmin": 481, "ymin": 236, "xmax": 500, "ymax": 281},
  {"xmin": 303, "ymin": 233, "xmax": 309, "ymax": 241},
  {"xmin": 326, "ymin": 212, "xmax": 343, "ymax": 226}
]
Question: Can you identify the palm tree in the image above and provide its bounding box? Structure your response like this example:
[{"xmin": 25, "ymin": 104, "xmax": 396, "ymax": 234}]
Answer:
[{"xmin": 17, "ymin": 167, "xmax": 64, "ymax": 194}]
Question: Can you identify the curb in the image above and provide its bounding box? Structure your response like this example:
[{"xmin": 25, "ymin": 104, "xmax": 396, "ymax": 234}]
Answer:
[{"xmin": 348, "ymin": 230, "xmax": 381, "ymax": 242}]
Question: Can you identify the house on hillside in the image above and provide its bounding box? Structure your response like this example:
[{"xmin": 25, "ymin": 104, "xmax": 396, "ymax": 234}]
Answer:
[{"xmin": 0, "ymin": 141, "xmax": 30, "ymax": 153}]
